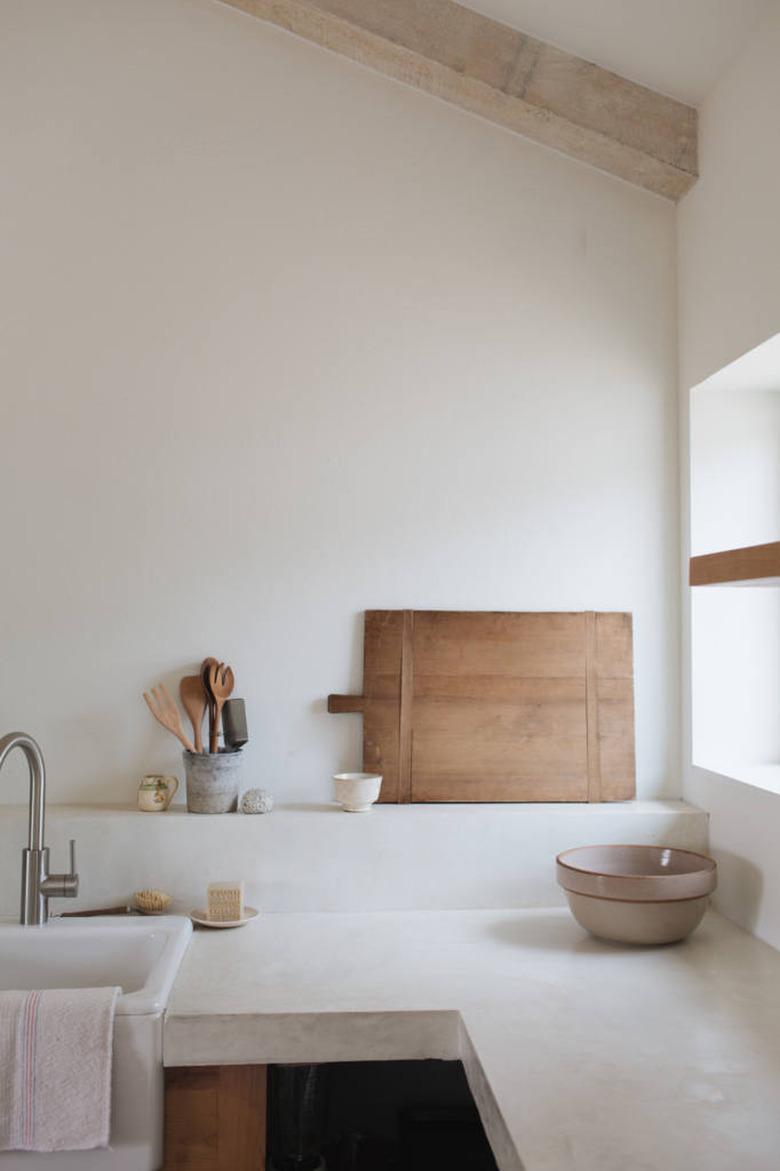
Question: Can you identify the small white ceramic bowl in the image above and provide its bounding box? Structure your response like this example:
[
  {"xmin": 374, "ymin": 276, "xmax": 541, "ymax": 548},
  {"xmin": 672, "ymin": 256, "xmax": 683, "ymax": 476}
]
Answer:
[
  {"xmin": 556, "ymin": 844, "xmax": 717, "ymax": 945},
  {"xmin": 333, "ymin": 773, "xmax": 382, "ymax": 812}
]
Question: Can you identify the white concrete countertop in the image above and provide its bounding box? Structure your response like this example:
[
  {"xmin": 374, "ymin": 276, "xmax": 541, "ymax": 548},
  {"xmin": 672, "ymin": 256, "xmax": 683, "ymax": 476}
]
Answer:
[{"xmin": 165, "ymin": 908, "xmax": 780, "ymax": 1171}]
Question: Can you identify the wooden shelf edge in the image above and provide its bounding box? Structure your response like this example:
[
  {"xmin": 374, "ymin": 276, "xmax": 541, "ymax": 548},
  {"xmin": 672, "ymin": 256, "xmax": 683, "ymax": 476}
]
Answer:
[{"xmin": 690, "ymin": 541, "xmax": 780, "ymax": 586}]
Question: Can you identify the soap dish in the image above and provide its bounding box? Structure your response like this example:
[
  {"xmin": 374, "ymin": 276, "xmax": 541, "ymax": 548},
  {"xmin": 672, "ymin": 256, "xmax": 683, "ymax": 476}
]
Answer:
[{"xmin": 189, "ymin": 906, "xmax": 259, "ymax": 930}]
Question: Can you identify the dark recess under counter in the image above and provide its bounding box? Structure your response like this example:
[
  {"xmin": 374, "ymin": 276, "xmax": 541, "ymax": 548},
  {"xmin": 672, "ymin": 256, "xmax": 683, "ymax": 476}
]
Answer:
[{"xmin": 164, "ymin": 1059, "xmax": 498, "ymax": 1171}]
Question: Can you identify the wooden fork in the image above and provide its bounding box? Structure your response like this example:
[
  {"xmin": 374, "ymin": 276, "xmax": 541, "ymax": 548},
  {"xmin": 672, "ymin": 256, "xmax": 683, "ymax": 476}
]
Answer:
[
  {"xmin": 208, "ymin": 662, "xmax": 235, "ymax": 753},
  {"xmin": 143, "ymin": 684, "xmax": 195, "ymax": 753}
]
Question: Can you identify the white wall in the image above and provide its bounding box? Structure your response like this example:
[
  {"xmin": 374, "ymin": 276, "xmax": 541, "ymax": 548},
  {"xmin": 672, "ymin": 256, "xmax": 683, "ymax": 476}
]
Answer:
[
  {"xmin": 691, "ymin": 587, "xmax": 780, "ymax": 780},
  {"xmin": 678, "ymin": 6, "xmax": 780, "ymax": 390},
  {"xmin": 690, "ymin": 385, "xmax": 780, "ymax": 557},
  {"xmin": 678, "ymin": 4, "xmax": 780, "ymax": 948},
  {"xmin": 0, "ymin": 0, "xmax": 678, "ymax": 806}
]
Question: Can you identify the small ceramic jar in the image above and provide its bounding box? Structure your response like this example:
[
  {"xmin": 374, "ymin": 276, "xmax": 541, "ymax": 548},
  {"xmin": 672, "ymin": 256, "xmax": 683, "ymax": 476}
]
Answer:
[{"xmin": 138, "ymin": 774, "xmax": 179, "ymax": 812}]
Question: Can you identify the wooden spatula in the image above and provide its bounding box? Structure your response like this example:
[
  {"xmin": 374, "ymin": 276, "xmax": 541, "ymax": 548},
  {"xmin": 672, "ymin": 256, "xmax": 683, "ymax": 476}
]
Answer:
[
  {"xmin": 180, "ymin": 675, "xmax": 207, "ymax": 754},
  {"xmin": 143, "ymin": 684, "xmax": 195, "ymax": 753},
  {"xmin": 208, "ymin": 662, "xmax": 235, "ymax": 753}
]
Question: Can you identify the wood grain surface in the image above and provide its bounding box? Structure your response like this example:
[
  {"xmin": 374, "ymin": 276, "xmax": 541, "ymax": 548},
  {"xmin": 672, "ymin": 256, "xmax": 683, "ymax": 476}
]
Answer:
[
  {"xmin": 164, "ymin": 1065, "xmax": 267, "ymax": 1171},
  {"xmin": 329, "ymin": 610, "xmax": 635, "ymax": 803},
  {"xmin": 689, "ymin": 541, "xmax": 780, "ymax": 586}
]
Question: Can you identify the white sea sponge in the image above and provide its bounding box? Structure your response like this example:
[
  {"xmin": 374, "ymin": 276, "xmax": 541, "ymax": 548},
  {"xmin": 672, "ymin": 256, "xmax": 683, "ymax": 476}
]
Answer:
[{"xmin": 240, "ymin": 787, "xmax": 274, "ymax": 814}]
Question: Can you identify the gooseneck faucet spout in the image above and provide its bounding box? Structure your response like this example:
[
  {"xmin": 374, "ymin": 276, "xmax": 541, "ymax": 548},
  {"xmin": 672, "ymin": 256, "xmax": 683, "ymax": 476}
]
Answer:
[
  {"xmin": 0, "ymin": 732, "xmax": 79, "ymax": 925},
  {"xmin": 0, "ymin": 731, "xmax": 46, "ymax": 852}
]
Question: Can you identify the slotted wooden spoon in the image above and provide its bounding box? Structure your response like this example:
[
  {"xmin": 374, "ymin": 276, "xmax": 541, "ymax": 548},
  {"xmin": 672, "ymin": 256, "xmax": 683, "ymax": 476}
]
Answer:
[
  {"xmin": 208, "ymin": 662, "xmax": 235, "ymax": 753},
  {"xmin": 180, "ymin": 674, "xmax": 207, "ymax": 754}
]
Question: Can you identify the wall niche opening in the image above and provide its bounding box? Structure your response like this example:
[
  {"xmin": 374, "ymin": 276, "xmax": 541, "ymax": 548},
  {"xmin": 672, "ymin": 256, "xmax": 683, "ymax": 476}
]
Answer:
[{"xmin": 689, "ymin": 332, "xmax": 780, "ymax": 792}]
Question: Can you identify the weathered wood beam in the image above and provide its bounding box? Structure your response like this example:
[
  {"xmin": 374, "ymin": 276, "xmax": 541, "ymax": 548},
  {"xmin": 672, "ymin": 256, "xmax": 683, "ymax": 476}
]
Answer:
[{"xmin": 217, "ymin": 0, "xmax": 697, "ymax": 200}]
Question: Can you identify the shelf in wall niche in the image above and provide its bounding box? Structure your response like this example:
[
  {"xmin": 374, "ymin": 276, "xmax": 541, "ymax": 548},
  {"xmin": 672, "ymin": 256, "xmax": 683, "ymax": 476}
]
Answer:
[
  {"xmin": 690, "ymin": 541, "xmax": 780, "ymax": 586},
  {"xmin": 695, "ymin": 762, "xmax": 780, "ymax": 797}
]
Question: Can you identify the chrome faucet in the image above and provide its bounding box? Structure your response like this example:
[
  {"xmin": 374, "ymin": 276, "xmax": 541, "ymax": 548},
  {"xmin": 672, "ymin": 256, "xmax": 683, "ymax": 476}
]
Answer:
[{"xmin": 0, "ymin": 732, "xmax": 79, "ymax": 925}]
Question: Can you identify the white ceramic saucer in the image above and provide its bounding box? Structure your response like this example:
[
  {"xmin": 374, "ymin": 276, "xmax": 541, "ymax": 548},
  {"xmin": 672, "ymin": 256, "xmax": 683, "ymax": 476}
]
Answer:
[{"xmin": 190, "ymin": 906, "xmax": 259, "ymax": 929}]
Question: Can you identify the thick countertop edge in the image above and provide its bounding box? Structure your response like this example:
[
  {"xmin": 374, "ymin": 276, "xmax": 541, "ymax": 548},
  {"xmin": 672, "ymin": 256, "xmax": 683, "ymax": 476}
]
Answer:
[
  {"xmin": 460, "ymin": 1021, "xmax": 526, "ymax": 1171},
  {"xmin": 163, "ymin": 1007, "xmax": 463, "ymax": 1066}
]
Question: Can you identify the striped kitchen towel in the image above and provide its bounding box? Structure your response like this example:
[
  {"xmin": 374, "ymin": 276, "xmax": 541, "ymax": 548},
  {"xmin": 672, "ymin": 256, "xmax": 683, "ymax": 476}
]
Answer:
[{"xmin": 0, "ymin": 986, "xmax": 119, "ymax": 1151}]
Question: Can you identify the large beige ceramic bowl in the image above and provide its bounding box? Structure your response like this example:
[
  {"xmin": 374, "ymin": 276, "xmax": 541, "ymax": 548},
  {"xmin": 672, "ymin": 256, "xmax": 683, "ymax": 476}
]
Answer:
[{"xmin": 556, "ymin": 845, "xmax": 717, "ymax": 945}]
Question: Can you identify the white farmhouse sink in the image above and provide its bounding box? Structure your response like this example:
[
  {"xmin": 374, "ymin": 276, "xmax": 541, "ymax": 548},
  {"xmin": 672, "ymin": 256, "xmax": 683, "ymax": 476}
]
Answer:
[
  {"xmin": 0, "ymin": 915, "xmax": 191, "ymax": 1013},
  {"xmin": 0, "ymin": 915, "xmax": 192, "ymax": 1171}
]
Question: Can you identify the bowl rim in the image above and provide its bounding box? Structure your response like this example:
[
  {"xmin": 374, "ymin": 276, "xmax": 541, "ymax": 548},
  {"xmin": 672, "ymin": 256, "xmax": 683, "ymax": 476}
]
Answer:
[
  {"xmin": 333, "ymin": 773, "xmax": 382, "ymax": 784},
  {"xmin": 564, "ymin": 888, "xmax": 712, "ymax": 905},
  {"xmin": 556, "ymin": 843, "xmax": 717, "ymax": 879}
]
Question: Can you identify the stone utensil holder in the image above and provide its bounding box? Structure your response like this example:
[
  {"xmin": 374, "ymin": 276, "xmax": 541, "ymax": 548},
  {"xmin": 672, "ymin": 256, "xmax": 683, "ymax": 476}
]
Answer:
[{"xmin": 183, "ymin": 749, "xmax": 243, "ymax": 814}]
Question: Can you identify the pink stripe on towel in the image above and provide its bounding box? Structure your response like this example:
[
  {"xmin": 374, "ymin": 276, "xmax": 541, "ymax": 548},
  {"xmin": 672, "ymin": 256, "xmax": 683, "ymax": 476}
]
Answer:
[{"xmin": 0, "ymin": 986, "xmax": 119, "ymax": 1152}]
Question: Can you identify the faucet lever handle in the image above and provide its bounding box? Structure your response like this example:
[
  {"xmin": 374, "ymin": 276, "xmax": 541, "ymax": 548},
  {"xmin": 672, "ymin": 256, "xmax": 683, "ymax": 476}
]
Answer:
[{"xmin": 39, "ymin": 838, "xmax": 79, "ymax": 900}]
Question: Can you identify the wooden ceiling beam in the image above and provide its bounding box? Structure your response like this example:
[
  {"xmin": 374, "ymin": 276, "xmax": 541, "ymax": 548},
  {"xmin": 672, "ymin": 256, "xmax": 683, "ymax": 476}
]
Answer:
[{"xmin": 217, "ymin": 0, "xmax": 698, "ymax": 200}]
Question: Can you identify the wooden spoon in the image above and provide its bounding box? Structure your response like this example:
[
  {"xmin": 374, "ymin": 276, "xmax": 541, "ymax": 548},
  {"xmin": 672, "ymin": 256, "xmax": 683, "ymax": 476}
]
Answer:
[
  {"xmin": 208, "ymin": 662, "xmax": 235, "ymax": 753},
  {"xmin": 201, "ymin": 657, "xmax": 218, "ymax": 753},
  {"xmin": 143, "ymin": 684, "xmax": 195, "ymax": 753},
  {"xmin": 180, "ymin": 674, "xmax": 207, "ymax": 754}
]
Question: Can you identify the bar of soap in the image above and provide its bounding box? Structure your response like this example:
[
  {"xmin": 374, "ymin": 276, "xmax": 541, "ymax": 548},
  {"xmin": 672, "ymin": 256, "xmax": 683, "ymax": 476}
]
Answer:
[{"xmin": 207, "ymin": 881, "xmax": 244, "ymax": 923}]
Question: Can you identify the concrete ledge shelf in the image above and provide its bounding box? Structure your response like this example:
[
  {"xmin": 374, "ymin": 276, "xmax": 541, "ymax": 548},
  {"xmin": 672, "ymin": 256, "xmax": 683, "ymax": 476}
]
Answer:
[{"xmin": 0, "ymin": 800, "xmax": 708, "ymax": 917}]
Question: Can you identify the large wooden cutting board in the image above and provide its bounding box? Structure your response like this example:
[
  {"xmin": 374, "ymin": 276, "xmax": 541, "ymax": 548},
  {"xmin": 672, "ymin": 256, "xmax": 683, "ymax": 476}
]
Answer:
[{"xmin": 328, "ymin": 611, "xmax": 635, "ymax": 803}]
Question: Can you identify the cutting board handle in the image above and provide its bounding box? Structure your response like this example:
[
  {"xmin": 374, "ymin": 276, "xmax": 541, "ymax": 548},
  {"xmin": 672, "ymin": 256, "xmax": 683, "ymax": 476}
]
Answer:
[{"xmin": 327, "ymin": 694, "xmax": 365, "ymax": 714}]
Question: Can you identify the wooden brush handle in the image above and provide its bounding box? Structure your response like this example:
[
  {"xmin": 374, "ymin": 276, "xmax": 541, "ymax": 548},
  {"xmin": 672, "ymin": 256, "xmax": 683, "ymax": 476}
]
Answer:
[{"xmin": 60, "ymin": 905, "xmax": 132, "ymax": 917}]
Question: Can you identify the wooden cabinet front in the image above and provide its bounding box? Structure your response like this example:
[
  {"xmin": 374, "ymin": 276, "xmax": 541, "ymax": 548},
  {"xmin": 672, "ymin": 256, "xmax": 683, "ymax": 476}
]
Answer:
[{"xmin": 164, "ymin": 1065, "xmax": 267, "ymax": 1171}]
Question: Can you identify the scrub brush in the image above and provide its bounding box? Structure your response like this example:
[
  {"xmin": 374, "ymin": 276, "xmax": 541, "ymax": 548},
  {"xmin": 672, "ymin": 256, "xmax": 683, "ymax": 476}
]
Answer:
[{"xmin": 133, "ymin": 889, "xmax": 172, "ymax": 915}]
